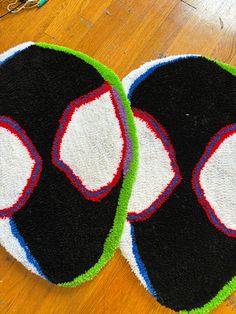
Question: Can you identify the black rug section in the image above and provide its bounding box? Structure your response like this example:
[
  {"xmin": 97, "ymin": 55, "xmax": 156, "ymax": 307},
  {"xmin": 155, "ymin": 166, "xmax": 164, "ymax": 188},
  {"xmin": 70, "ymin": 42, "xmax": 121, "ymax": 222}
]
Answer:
[
  {"xmin": 130, "ymin": 57, "xmax": 236, "ymax": 310},
  {"xmin": 0, "ymin": 45, "xmax": 122, "ymax": 284}
]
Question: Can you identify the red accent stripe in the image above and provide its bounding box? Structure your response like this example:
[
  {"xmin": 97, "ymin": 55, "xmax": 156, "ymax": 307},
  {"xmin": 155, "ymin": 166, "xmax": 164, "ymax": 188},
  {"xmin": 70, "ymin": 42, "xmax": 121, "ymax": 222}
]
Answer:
[
  {"xmin": 192, "ymin": 124, "xmax": 236, "ymax": 237},
  {"xmin": 0, "ymin": 117, "xmax": 42, "ymax": 218},
  {"xmin": 52, "ymin": 82, "xmax": 126, "ymax": 202},
  {"xmin": 128, "ymin": 109, "xmax": 181, "ymax": 221}
]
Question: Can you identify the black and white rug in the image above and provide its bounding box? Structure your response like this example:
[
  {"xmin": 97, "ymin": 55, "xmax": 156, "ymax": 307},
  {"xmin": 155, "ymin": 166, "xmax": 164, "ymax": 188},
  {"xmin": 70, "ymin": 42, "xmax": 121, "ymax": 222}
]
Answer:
[
  {"xmin": 120, "ymin": 55, "xmax": 236, "ymax": 313},
  {"xmin": 0, "ymin": 42, "xmax": 138, "ymax": 287}
]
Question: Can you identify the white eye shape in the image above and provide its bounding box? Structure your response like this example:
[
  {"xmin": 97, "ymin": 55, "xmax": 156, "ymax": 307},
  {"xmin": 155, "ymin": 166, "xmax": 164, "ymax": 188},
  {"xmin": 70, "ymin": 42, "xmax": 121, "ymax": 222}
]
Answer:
[
  {"xmin": 194, "ymin": 124, "xmax": 236, "ymax": 236},
  {"xmin": 53, "ymin": 83, "xmax": 126, "ymax": 201},
  {"xmin": 127, "ymin": 109, "xmax": 181, "ymax": 222},
  {"xmin": 0, "ymin": 117, "xmax": 42, "ymax": 217}
]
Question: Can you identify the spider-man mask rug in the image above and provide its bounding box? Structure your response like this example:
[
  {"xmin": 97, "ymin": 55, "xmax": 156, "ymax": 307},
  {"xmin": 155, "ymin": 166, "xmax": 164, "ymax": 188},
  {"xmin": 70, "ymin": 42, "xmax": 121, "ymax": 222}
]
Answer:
[
  {"xmin": 0, "ymin": 42, "xmax": 138, "ymax": 287},
  {"xmin": 120, "ymin": 56, "xmax": 236, "ymax": 313}
]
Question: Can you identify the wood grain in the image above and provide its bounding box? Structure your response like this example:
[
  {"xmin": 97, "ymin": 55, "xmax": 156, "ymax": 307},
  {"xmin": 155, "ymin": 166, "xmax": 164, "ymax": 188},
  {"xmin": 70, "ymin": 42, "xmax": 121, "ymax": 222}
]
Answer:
[{"xmin": 0, "ymin": 0, "xmax": 235, "ymax": 313}]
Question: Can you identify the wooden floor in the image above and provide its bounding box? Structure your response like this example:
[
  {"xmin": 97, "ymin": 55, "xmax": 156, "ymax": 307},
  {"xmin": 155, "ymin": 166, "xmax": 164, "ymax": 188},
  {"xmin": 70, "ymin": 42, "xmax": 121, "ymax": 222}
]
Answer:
[{"xmin": 0, "ymin": 0, "xmax": 236, "ymax": 313}]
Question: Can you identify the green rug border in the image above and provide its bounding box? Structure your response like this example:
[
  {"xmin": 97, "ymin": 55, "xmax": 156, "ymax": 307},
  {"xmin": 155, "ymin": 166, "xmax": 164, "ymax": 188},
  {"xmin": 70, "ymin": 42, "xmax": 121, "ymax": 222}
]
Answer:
[
  {"xmin": 36, "ymin": 42, "xmax": 138, "ymax": 288},
  {"xmin": 213, "ymin": 58, "xmax": 236, "ymax": 76},
  {"xmin": 179, "ymin": 57, "xmax": 236, "ymax": 314}
]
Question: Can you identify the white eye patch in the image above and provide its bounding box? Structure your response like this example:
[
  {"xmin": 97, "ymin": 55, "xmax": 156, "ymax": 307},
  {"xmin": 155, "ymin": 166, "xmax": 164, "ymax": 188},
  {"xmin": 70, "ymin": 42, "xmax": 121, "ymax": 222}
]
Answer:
[
  {"xmin": 196, "ymin": 125, "xmax": 236, "ymax": 233},
  {"xmin": 53, "ymin": 83, "xmax": 125, "ymax": 201},
  {"xmin": 0, "ymin": 117, "xmax": 42, "ymax": 217},
  {"xmin": 127, "ymin": 109, "xmax": 181, "ymax": 221}
]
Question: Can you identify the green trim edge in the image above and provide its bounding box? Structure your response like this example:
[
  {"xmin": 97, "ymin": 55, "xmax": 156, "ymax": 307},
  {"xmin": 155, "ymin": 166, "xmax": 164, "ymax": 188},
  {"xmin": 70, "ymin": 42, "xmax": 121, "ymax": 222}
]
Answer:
[{"xmin": 36, "ymin": 42, "xmax": 139, "ymax": 288}]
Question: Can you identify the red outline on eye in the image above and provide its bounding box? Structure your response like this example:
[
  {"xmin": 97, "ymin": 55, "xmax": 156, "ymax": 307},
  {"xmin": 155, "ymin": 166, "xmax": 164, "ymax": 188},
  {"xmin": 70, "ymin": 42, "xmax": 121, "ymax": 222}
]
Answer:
[
  {"xmin": 127, "ymin": 109, "xmax": 182, "ymax": 222},
  {"xmin": 52, "ymin": 82, "xmax": 126, "ymax": 202},
  {"xmin": 192, "ymin": 124, "xmax": 236, "ymax": 237},
  {"xmin": 0, "ymin": 117, "xmax": 42, "ymax": 218}
]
